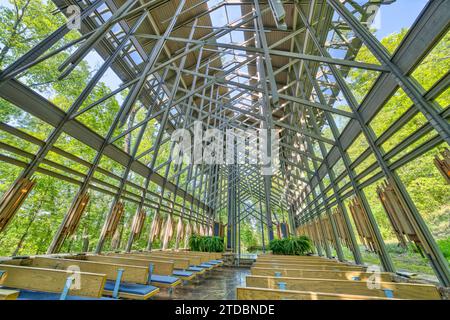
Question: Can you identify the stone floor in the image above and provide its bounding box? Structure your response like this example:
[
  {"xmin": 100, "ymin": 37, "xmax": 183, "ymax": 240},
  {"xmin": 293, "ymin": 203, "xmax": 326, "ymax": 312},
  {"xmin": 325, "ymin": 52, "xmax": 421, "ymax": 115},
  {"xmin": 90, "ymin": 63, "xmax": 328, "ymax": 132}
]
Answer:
[{"xmin": 154, "ymin": 267, "xmax": 250, "ymax": 300}]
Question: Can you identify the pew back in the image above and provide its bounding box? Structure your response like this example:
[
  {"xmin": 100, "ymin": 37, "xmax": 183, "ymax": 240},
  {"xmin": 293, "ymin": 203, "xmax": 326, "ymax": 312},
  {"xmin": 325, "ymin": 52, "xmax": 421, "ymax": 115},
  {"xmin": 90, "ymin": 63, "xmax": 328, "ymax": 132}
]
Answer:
[
  {"xmin": 0, "ymin": 264, "xmax": 106, "ymax": 298},
  {"xmin": 251, "ymin": 267, "xmax": 393, "ymax": 282},
  {"xmin": 253, "ymin": 262, "xmax": 366, "ymax": 272},
  {"xmin": 81, "ymin": 255, "xmax": 174, "ymax": 275},
  {"xmin": 245, "ymin": 275, "xmax": 441, "ymax": 300},
  {"xmin": 145, "ymin": 253, "xmax": 202, "ymax": 266},
  {"xmin": 236, "ymin": 287, "xmax": 395, "ymax": 300},
  {"xmin": 30, "ymin": 257, "xmax": 148, "ymax": 284},
  {"xmin": 257, "ymin": 256, "xmax": 341, "ymax": 265},
  {"xmin": 114, "ymin": 253, "xmax": 190, "ymax": 269}
]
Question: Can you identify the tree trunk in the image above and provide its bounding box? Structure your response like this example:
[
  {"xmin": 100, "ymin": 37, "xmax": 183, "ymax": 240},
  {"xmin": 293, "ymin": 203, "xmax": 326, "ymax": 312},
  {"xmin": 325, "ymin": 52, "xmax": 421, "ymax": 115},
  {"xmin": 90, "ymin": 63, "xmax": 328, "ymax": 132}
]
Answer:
[
  {"xmin": 12, "ymin": 214, "xmax": 36, "ymax": 256},
  {"xmin": 12, "ymin": 184, "xmax": 48, "ymax": 256},
  {"xmin": 111, "ymin": 224, "xmax": 123, "ymax": 250}
]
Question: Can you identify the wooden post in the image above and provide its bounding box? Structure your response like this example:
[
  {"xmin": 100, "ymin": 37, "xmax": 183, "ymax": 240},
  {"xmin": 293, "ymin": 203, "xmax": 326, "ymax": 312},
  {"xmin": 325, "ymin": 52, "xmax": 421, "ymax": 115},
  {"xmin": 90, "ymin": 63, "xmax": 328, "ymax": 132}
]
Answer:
[{"xmin": 0, "ymin": 178, "xmax": 35, "ymax": 232}]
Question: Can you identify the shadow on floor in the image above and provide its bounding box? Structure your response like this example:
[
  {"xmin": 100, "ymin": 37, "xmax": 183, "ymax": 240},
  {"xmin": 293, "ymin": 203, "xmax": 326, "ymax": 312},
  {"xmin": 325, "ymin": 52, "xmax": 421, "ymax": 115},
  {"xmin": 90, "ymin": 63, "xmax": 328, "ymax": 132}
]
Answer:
[{"xmin": 154, "ymin": 267, "xmax": 250, "ymax": 300}]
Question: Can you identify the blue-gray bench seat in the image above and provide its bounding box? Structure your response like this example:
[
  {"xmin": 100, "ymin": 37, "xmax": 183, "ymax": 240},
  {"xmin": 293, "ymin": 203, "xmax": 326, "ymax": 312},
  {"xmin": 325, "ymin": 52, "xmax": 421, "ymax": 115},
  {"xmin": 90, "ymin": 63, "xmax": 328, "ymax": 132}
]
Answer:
[
  {"xmin": 172, "ymin": 270, "xmax": 195, "ymax": 281},
  {"xmin": 103, "ymin": 280, "xmax": 159, "ymax": 300},
  {"xmin": 199, "ymin": 263, "xmax": 214, "ymax": 269},
  {"xmin": 13, "ymin": 289, "xmax": 114, "ymax": 300},
  {"xmin": 209, "ymin": 260, "xmax": 223, "ymax": 264},
  {"xmin": 149, "ymin": 275, "xmax": 182, "ymax": 288},
  {"xmin": 187, "ymin": 266, "xmax": 206, "ymax": 273}
]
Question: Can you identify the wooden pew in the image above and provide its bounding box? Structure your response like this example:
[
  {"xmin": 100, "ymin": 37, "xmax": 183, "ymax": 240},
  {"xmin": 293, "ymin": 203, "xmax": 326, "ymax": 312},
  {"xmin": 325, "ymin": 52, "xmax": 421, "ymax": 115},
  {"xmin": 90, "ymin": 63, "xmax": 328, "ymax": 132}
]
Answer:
[
  {"xmin": 160, "ymin": 252, "xmax": 219, "ymax": 270},
  {"xmin": 256, "ymin": 257, "xmax": 343, "ymax": 265},
  {"xmin": 0, "ymin": 264, "xmax": 106, "ymax": 299},
  {"xmin": 146, "ymin": 252, "xmax": 202, "ymax": 265},
  {"xmin": 69, "ymin": 255, "xmax": 182, "ymax": 289},
  {"xmin": 255, "ymin": 256, "xmax": 355, "ymax": 266},
  {"xmin": 142, "ymin": 253, "xmax": 208, "ymax": 276},
  {"xmin": 251, "ymin": 267, "xmax": 393, "ymax": 282},
  {"xmin": 257, "ymin": 254, "xmax": 339, "ymax": 260},
  {"xmin": 107, "ymin": 253, "xmax": 196, "ymax": 282},
  {"xmin": 5, "ymin": 257, "xmax": 158, "ymax": 300},
  {"xmin": 253, "ymin": 262, "xmax": 366, "ymax": 272},
  {"xmin": 76, "ymin": 255, "xmax": 174, "ymax": 276},
  {"xmin": 156, "ymin": 250, "xmax": 223, "ymax": 265},
  {"xmin": 112, "ymin": 253, "xmax": 190, "ymax": 270},
  {"xmin": 183, "ymin": 251, "xmax": 223, "ymax": 261},
  {"xmin": 30, "ymin": 257, "xmax": 149, "ymax": 284},
  {"xmin": 185, "ymin": 251, "xmax": 223, "ymax": 260},
  {"xmin": 236, "ymin": 287, "xmax": 396, "ymax": 300},
  {"xmin": 164, "ymin": 252, "xmax": 211, "ymax": 263},
  {"xmin": 0, "ymin": 270, "xmax": 19, "ymax": 300},
  {"xmin": 131, "ymin": 251, "xmax": 215, "ymax": 271},
  {"xmin": 245, "ymin": 275, "xmax": 442, "ymax": 300},
  {"xmin": 173, "ymin": 251, "xmax": 224, "ymax": 267},
  {"xmin": 183, "ymin": 251, "xmax": 223, "ymax": 260},
  {"xmin": 0, "ymin": 288, "xmax": 19, "ymax": 300},
  {"xmin": 258, "ymin": 254, "xmax": 331, "ymax": 260},
  {"xmin": 0, "ymin": 269, "xmax": 7, "ymax": 284},
  {"xmin": 152, "ymin": 254, "xmax": 201, "ymax": 267}
]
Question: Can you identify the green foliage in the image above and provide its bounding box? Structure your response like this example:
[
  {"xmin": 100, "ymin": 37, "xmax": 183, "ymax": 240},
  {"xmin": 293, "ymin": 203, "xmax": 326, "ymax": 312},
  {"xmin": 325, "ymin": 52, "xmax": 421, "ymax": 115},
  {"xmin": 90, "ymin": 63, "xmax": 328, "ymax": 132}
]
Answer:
[
  {"xmin": 345, "ymin": 29, "xmax": 450, "ymax": 246},
  {"xmin": 188, "ymin": 235, "xmax": 224, "ymax": 253},
  {"xmin": 240, "ymin": 223, "xmax": 258, "ymax": 252},
  {"xmin": 268, "ymin": 236, "xmax": 312, "ymax": 256},
  {"xmin": 0, "ymin": 1, "xmax": 160, "ymax": 256},
  {"xmin": 268, "ymin": 238, "xmax": 287, "ymax": 255},
  {"xmin": 0, "ymin": 1, "xmax": 448, "ymax": 271},
  {"xmin": 437, "ymin": 238, "xmax": 450, "ymax": 261}
]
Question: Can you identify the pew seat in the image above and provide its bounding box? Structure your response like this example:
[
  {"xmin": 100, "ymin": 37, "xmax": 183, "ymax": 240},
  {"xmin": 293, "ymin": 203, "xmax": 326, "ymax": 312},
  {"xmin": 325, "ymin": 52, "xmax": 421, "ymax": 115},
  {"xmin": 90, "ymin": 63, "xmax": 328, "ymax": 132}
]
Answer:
[
  {"xmin": 103, "ymin": 281, "xmax": 159, "ymax": 300},
  {"xmin": 187, "ymin": 266, "xmax": 206, "ymax": 274},
  {"xmin": 198, "ymin": 263, "xmax": 214, "ymax": 270},
  {"xmin": 207, "ymin": 260, "xmax": 223, "ymax": 266},
  {"xmin": 150, "ymin": 275, "xmax": 182, "ymax": 288},
  {"xmin": 13, "ymin": 289, "xmax": 114, "ymax": 300},
  {"xmin": 209, "ymin": 260, "xmax": 223, "ymax": 264},
  {"xmin": 0, "ymin": 288, "xmax": 19, "ymax": 300},
  {"xmin": 173, "ymin": 270, "xmax": 195, "ymax": 281}
]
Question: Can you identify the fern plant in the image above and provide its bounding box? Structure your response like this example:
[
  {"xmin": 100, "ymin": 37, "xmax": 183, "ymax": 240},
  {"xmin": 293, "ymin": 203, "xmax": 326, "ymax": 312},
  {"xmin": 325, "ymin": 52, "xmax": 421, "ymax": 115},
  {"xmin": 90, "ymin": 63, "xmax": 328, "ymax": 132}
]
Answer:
[
  {"xmin": 188, "ymin": 235, "xmax": 201, "ymax": 251},
  {"xmin": 268, "ymin": 236, "xmax": 312, "ymax": 255},
  {"xmin": 188, "ymin": 235, "xmax": 224, "ymax": 252}
]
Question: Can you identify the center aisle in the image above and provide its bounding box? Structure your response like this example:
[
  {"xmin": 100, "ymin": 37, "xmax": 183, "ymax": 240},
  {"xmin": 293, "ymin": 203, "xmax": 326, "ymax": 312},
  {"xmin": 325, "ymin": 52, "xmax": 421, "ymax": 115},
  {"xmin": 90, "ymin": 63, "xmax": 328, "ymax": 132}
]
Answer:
[{"xmin": 154, "ymin": 268, "xmax": 250, "ymax": 300}]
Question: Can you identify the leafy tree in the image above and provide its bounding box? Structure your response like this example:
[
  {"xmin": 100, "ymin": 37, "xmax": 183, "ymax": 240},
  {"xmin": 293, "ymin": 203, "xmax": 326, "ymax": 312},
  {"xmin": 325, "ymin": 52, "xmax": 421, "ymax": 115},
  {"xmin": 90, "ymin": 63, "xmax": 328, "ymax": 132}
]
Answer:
[{"xmin": 0, "ymin": 0, "xmax": 129, "ymax": 255}]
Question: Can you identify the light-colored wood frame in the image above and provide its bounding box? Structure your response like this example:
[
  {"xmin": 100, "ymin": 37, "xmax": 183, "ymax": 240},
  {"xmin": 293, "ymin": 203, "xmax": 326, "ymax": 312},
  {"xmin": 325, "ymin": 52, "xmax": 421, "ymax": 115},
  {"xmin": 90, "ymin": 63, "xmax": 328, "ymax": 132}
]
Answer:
[
  {"xmin": 245, "ymin": 275, "xmax": 441, "ymax": 299},
  {"xmin": 0, "ymin": 264, "xmax": 106, "ymax": 298},
  {"xmin": 251, "ymin": 267, "xmax": 393, "ymax": 282},
  {"xmin": 236, "ymin": 287, "xmax": 397, "ymax": 300}
]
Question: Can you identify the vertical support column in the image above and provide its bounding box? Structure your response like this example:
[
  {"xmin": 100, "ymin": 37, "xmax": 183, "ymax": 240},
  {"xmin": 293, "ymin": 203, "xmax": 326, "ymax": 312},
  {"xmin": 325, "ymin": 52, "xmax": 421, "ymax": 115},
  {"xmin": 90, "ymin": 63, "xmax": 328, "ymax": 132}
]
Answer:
[
  {"xmin": 326, "ymin": 0, "xmax": 450, "ymax": 285},
  {"xmin": 226, "ymin": 165, "xmax": 234, "ymax": 251},
  {"xmin": 254, "ymin": 0, "xmax": 277, "ymax": 242},
  {"xmin": 258, "ymin": 185, "xmax": 266, "ymax": 253},
  {"xmin": 302, "ymin": 63, "xmax": 363, "ymax": 264},
  {"xmin": 297, "ymin": 5, "xmax": 395, "ymax": 272}
]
